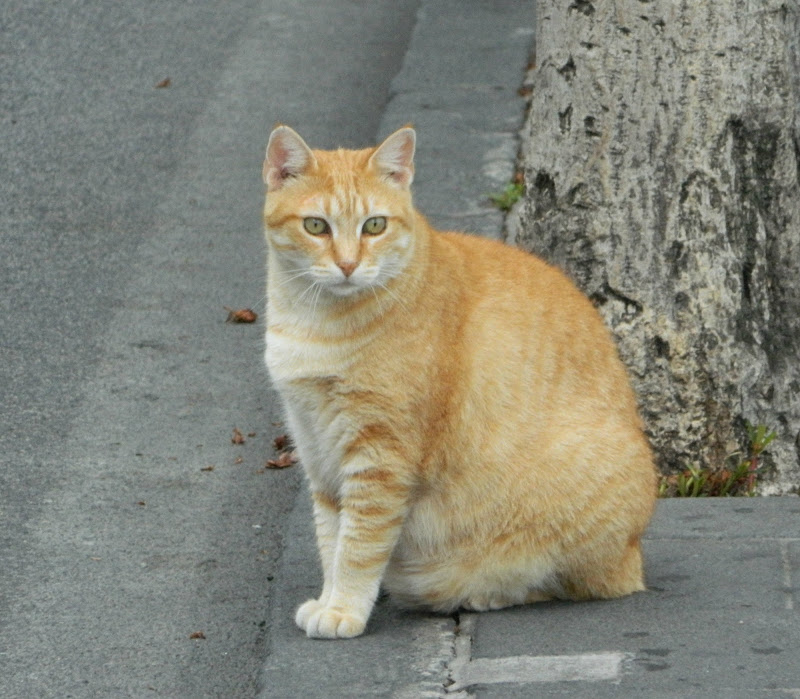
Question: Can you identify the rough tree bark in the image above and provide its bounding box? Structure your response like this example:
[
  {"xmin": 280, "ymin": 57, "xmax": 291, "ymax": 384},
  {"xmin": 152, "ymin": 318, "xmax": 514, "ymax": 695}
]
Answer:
[{"xmin": 509, "ymin": 1, "xmax": 800, "ymax": 492}]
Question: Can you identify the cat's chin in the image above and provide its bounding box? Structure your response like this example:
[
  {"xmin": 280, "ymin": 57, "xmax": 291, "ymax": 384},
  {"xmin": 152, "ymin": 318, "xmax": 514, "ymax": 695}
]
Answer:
[{"xmin": 325, "ymin": 281, "xmax": 371, "ymax": 298}]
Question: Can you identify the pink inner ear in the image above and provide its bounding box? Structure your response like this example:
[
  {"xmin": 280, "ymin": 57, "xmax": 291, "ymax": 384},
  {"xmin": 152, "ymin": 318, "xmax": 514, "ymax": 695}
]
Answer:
[
  {"xmin": 268, "ymin": 143, "xmax": 294, "ymax": 180},
  {"xmin": 372, "ymin": 128, "xmax": 416, "ymax": 188},
  {"xmin": 388, "ymin": 168, "xmax": 412, "ymax": 186},
  {"xmin": 263, "ymin": 158, "xmax": 285, "ymax": 190},
  {"xmin": 264, "ymin": 127, "xmax": 314, "ymax": 190},
  {"xmin": 272, "ymin": 142, "xmax": 294, "ymax": 170}
]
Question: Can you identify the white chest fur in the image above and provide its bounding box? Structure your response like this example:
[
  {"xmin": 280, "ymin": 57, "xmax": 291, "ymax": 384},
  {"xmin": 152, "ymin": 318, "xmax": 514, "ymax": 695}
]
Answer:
[{"xmin": 265, "ymin": 324, "xmax": 362, "ymax": 495}]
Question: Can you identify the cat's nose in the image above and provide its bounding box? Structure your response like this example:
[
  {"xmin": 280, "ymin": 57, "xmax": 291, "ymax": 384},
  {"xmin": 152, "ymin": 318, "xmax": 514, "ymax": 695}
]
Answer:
[{"xmin": 337, "ymin": 260, "xmax": 358, "ymax": 277}]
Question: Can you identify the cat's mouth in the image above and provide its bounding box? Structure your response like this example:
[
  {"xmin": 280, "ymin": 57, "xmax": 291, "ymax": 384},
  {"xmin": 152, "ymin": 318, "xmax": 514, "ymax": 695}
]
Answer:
[
  {"xmin": 326, "ymin": 277, "xmax": 368, "ymax": 297},
  {"xmin": 324, "ymin": 266, "xmax": 385, "ymax": 298}
]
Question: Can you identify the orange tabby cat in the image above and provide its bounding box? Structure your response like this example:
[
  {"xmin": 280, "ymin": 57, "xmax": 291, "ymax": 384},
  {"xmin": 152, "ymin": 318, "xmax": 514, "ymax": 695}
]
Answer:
[{"xmin": 262, "ymin": 125, "xmax": 657, "ymax": 639}]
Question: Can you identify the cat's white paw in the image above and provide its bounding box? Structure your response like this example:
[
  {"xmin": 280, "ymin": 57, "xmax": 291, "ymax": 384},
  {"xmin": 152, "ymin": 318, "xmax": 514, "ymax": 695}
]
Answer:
[
  {"xmin": 295, "ymin": 600, "xmax": 366, "ymax": 639},
  {"xmin": 295, "ymin": 599, "xmax": 326, "ymax": 631}
]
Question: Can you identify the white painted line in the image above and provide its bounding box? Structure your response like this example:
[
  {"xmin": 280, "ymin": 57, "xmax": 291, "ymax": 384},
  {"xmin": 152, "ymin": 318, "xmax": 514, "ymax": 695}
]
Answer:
[{"xmin": 449, "ymin": 651, "xmax": 631, "ymax": 691}]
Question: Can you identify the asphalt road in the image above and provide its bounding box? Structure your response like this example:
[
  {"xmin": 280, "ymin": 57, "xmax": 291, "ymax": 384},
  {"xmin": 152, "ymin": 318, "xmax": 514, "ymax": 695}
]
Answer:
[{"xmin": 1, "ymin": 1, "xmax": 420, "ymax": 695}]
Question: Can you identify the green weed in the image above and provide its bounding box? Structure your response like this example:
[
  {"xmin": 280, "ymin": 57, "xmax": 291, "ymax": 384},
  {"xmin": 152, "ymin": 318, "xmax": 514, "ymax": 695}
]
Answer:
[
  {"xmin": 488, "ymin": 181, "xmax": 524, "ymax": 211},
  {"xmin": 658, "ymin": 422, "xmax": 777, "ymax": 497}
]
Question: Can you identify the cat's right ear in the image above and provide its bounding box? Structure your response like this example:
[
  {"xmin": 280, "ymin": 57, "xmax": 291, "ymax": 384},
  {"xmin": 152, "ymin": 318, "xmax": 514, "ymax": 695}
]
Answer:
[
  {"xmin": 263, "ymin": 126, "xmax": 316, "ymax": 191},
  {"xmin": 369, "ymin": 127, "xmax": 416, "ymax": 189}
]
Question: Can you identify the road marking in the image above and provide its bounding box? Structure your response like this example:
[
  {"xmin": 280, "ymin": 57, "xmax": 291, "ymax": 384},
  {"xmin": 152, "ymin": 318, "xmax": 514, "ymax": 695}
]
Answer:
[
  {"xmin": 449, "ymin": 651, "xmax": 631, "ymax": 691},
  {"xmin": 447, "ymin": 613, "xmax": 630, "ymax": 692}
]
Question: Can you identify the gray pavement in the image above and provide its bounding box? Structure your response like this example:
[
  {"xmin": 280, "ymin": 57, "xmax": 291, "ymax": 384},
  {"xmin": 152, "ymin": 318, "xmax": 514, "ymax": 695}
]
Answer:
[
  {"xmin": 3, "ymin": 1, "xmax": 799, "ymax": 698},
  {"xmin": 456, "ymin": 498, "xmax": 800, "ymax": 698}
]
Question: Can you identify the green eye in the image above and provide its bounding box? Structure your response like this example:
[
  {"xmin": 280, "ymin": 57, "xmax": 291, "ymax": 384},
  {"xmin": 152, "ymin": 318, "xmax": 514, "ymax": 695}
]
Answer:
[
  {"xmin": 362, "ymin": 216, "xmax": 387, "ymax": 236},
  {"xmin": 303, "ymin": 217, "xmax": 329, "ymax": 235}
]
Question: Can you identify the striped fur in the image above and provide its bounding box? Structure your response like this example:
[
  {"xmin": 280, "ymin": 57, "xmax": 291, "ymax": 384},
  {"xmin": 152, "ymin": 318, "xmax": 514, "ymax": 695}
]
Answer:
[{"xmin": 262, "ymin": 126, "xmax": 657, "ymax": 639}]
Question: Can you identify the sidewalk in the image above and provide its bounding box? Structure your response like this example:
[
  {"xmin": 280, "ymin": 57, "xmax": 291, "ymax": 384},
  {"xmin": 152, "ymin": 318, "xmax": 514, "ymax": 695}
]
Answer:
[
  {"xmin": 453, "ymin": 498, "xmax": 800, "ymax": 697},
  {"xmin": 262, "ymin": 494, "xmax": 799, "ymax": 697},
  {"xmin": 258, "ymin": 2, "xmax": 800, "ymax": 698}
]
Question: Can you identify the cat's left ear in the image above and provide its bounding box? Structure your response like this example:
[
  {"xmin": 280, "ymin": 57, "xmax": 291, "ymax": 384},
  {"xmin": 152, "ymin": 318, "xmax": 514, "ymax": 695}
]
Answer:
[
  {"xmin": 263, "ymin": 125, "xmax": 316, "ymax": 191},
  {"xmin": 369, "ymin": 127, "xmax": 416, "ymax": 189}
]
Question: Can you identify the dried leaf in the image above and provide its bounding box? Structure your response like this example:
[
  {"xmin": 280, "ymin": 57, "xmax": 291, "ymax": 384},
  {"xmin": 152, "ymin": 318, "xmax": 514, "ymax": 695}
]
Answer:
[
  {"xmin": 272, "ymin": 434, "xmax": 289, "ymax": 451},
  {"xmin": 231, "ymin": 428, "xmax": 245, "ymax": 445},
  {"xmin": 155, "ymin": 77, "xmax": 171, "ymax": 88},
  {"xmin": 225, "ymin": 307, "xmax": 258, "ymax": 323},
  {"xmin": 265, "ymin": 450, "xmax": 297, "ymax": 469}
]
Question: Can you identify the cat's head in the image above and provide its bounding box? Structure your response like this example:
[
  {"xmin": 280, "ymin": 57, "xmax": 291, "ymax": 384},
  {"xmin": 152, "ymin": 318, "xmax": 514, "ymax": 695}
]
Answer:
[{"xmin": 263, "ymin": 126, "xmax": 418, "ymax": 299}]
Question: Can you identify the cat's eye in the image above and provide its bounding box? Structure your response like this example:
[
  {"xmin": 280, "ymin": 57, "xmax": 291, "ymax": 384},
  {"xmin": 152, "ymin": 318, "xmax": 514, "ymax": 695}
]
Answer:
[
  {"xmin": 303, "ymin": 217, "xmax": 329, "ymax": 236},
  {"xmin": 362, "ymin": 216, "xmax": 387, "ymax": 236}
]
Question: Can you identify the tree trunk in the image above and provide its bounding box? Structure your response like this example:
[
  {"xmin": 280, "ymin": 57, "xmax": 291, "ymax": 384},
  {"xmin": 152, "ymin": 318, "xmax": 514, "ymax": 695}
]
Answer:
[{"xmin": 510, "ymin": 0, "xmax": 800, "ymax": 492}]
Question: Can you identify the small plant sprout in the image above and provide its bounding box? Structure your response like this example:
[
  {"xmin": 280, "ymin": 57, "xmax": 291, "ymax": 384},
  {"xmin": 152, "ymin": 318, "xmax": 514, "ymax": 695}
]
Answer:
[
  {"xmin": 488, "ymin": 179, "xmax": 525, "ymax": 212},
  {"xmin": 744, "ymin": 422, "xmax": 777, "ymax": 493},
  {"xmin": 658, "ymin": 422, "xmax": 777, "ymax": 498}
]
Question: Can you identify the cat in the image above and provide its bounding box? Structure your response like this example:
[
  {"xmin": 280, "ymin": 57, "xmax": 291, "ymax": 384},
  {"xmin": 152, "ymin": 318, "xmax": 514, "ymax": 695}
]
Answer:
[{"xmin": 262, "ymin": 125, "xmax": 657, "ymax": 639}]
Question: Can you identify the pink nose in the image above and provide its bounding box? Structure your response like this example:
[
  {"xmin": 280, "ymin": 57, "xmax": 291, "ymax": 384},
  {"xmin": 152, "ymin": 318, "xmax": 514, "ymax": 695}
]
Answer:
[{"xmin": 337, "ymin": 260, "xmax": 358, "ymax": 277}]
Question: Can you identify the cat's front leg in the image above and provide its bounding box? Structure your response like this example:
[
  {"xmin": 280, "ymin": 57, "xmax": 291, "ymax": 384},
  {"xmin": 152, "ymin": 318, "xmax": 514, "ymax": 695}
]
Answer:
[
  {"xmin": 295, "ymin": 490, "xmax": 339, "ymax": 629},
  {"xmin": 297, "ymin": 462, "xmax": 411, "ymax": 639}
]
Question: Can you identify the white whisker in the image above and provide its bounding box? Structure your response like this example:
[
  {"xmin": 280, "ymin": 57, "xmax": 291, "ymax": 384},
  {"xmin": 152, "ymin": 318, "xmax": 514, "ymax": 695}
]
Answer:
[
  {"xmin": 375, "ymin": 280, "xmax": 409, "ymax": 313},
  {"xmin": 297, "ymin": 279, "xmax": 320, "ymax": 306},
  {"xmin": 272, "ymin": 267, "xmax": 313, "ymax": 289},
  {"xmin": 369, "ymin": 285, "xmax": 389, "ymax": 317},
  {"xmin": 310, "ymin": 280, "xmax": 326, "ymax": 318}
]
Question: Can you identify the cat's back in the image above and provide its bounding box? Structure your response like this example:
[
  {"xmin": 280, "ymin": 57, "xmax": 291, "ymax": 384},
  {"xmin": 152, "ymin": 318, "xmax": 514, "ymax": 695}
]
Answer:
[
  {"xmin": 431, "ymin": 228, "xmax": 594, "ymax": 318},
  {"xmin": 427, "ymin": 228, "xmax": 619, "ymax": 354},
  {"xmin": 421, "ymin": 227, "xmax": 644, "ymax": 426}
]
